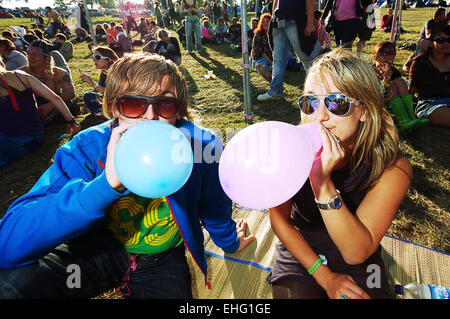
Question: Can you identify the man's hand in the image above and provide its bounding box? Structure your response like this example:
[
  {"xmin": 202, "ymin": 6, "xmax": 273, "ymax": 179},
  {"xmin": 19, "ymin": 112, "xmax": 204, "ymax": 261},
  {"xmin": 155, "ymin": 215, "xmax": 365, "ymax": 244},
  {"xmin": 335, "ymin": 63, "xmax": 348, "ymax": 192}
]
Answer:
[{"xmin": 235, "ymin": 219, "xmax": 255, "ymax": 252}]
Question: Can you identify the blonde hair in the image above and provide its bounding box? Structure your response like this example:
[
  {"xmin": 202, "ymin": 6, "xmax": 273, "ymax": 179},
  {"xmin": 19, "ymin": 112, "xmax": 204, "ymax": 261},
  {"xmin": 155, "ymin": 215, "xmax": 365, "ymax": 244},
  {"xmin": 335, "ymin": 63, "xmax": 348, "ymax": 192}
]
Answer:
[
  {"xmin": 103, "ymin": 52, "xmax": 191, "ymax": 121},
  {"xmin": 27, "ymin": 54, "xmax": 55, "ymax": 88},
  {"xmin": 304, "ymin": 48, "xmax": 400, "ymax": 191}
]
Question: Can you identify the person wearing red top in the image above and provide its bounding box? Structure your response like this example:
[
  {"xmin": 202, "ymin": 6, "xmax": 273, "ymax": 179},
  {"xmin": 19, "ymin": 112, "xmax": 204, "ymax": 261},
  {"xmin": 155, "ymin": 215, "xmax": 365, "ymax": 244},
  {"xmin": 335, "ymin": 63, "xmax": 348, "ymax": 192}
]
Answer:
[
  {"xmin": 381, "ymin": 8, "xmax": 393, "ymax": 32},
  {"xmin": 107, "ymin": 22, "xmax": 119, "ymax": 46}
]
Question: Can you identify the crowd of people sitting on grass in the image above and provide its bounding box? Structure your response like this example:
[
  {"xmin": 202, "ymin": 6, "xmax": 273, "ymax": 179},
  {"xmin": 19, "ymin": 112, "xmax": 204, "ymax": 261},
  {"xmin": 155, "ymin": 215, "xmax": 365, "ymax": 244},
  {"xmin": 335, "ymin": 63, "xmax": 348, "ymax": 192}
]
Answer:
[{"xmin": 0, "ymin": 4, "xmax": 449, "ymax": 168}]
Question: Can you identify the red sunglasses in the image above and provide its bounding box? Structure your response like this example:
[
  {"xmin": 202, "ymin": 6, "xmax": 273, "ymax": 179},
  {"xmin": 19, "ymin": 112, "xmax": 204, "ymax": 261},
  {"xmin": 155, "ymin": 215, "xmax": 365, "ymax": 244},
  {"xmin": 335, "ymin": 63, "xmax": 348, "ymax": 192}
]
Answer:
[{"xmin": 116, "ymin": 95, "xmax": 180, "ymax": 119}]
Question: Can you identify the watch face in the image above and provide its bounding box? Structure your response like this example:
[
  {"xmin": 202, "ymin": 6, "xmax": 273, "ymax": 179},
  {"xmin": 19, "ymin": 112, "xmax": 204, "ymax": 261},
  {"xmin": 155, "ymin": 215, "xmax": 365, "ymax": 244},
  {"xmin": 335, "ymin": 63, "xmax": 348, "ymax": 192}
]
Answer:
[{"xmin": 333, "ymin": 197, "xmax": 342, "ymax": 209}]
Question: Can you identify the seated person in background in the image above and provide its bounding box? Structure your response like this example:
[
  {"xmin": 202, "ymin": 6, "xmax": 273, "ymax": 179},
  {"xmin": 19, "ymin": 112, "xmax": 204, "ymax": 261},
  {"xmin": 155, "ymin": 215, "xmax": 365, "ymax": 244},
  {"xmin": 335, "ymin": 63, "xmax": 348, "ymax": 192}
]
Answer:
[
  {"xmin": 107, "ymin": 22, "xmax": 119, "ymax": 48},
  {"xmin": 142, "ymin": 40, "xmax": 158, "ymax": 54},
  {"xmin": 2, "ymin": 30, "xmax": 25, "ymax": 51},
  {"xmin": 45, "ymin": 6, "xmax": 65, "ymax": 36},
  {"xmin": 406, "ymin": 8, "xmax": 449, "ymax": 71},
  {"xmin": 95, "ymin": 24, "xmax": 107, "ymax": 42},
  {"xmin": 24, "ymin": 40, "xmax": 77, "ymax": 124},
  {"xmin": 409, "ymin": 25, "xmax": 450, "ymax": 128},
  {"xmin": 0, "ymin": 39, "xmax": 28, "ymax": 71},
  {"xmin": 373, "ymin": 42, "xmax": 428, "ymax": 131},
  {"xmin": 55, "ymin": 33, "xmax": 73, "ymax": 61},
  {"xmin": 154, "ymin": 29, "xmax": 182, "ymax": 66},
  {"xmin": 228, "ymin": 17, "xmax": 241, "ymax": 46},
  {"xmin": 418, "ymin": 8, "xmax": 447, "ymax": 42},
  {"xmin": 247, "ymin": 17, "xmax": 259, "ymax": 53},
  {"xmin": 251, "ymin": 13, "xmax": 273, "ymax": 81},
  {"xmin": 214, "ymin": 18, "xmax": 228, "ymax": 44},
  {"xmin": 33, "ymin": 29, "xmax": 45, "ymax": 40},
  {"xmin": 381, "ymin": 8, "xmax": 394, "ymax": 33},
  {"xmin": 114, "ymin": 25, "xmax": 133, "ymax": 56},
  {"xmin": 0, "ymin": 62, "xmax": 79, "ymax": 167},
  {"xmin": 138, "ymin": 18, "xmax": 149, "ymax": 40},
  {"xmin": 0, "ymin": 52, "xmax": 253, "ymax": 299},
  {"xmin": 148, "ymin": 20, "xmax": 160, "ymax": 39},
  {"xmin": 314, "ymin": 11, "xmax": 331, "ymax": 53},
  {"xmin": 402, "ymin": 39, "xmax": 430, "ymax": 73},
  {"xmin": 176, "ymin": 20, "xmax": 186, "ymax": 47},
  {"xmin": 23, "ymin": 36, "xmax": 71, "ymax": 76},
  {"xmin": 80, "ymin": 46, "xmax": 118, "ymax": 117},
  {"xmin": 201, "ymin": 19, "xmax": 214, "ymax": 44},
  {"xmin": 75, "ymin": 27, "xmax": 89, "ymax": 42}
]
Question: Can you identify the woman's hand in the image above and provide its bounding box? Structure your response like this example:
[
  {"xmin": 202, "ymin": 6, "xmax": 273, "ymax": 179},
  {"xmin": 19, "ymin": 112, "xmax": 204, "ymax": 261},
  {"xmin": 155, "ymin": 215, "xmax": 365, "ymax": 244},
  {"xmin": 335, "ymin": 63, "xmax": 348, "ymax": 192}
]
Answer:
[
  {"xmin": 309, "ymin": 124, "xmax": 345, "ymax": 190},
  {"xmin": 67, "ymin": 121, "xmax": 81, "ymax": 135},
  {"xmin": 80, "ymin": 73, "xmax": 94, "ymax": 86},
  {"xmin": 305, "ymin": 22, "xmax": 315, "ymax": 36},
  {"xmin": 235, "ymin": 219, "xmax": 255, "ymax": 252},
  {"xmin": 321, "ymin": 271, "xmax": 371, "ymax": 299},
  {"xmin": 376, "ymin": 63, "xmax": 393, "ymax": 83},
  {"xmin": 105, "ymin": 122, "xmax": 136, "ymax": 193}
]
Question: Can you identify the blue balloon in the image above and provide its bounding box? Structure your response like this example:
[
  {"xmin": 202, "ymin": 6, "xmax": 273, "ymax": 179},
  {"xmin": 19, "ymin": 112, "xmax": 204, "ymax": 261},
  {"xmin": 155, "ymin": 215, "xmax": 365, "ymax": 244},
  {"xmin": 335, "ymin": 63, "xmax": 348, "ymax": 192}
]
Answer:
[{"xmin": 114, "ymin": 121, "xmax": 194, "ymax": 198}]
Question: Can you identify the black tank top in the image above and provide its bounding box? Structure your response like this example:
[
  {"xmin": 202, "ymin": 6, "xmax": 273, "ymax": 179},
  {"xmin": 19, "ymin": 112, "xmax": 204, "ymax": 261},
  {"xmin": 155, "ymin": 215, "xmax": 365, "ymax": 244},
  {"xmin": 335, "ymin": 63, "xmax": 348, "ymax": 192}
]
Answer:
[{"xmin": 267, "ymin": 162, "xmax": 392, "ymax": 298}]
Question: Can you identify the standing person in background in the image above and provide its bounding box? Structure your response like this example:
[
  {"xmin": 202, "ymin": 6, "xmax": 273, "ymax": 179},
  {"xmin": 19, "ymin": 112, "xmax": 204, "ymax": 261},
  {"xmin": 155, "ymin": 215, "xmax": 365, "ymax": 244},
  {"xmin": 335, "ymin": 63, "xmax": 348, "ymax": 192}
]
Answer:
[
  {"xmin": 322, "ymin": 0, "xmax": 372, "ymax": 50},
  {"xmin": 213, "ymin": 1, "xmax": 222, "ymax": 25},
  {"xmin": 314, "ymin": 11, "xmax": 331, "ymax": 53},
  {"xmin": 155, "ymin": 2, "xmax": 165, "ymax": 28},
  {"xmin": 257, "ymin": 0, "xmax": 321, "ymax": 101},
  {"xmin": 355, "ymin": 2, "xmax": 375, "ymax": 56},
  {"xmin": 75, "ymin": 2, "xmax": 91, "ymax": 34},
  {"xmin": 182, "ymin": 0, "xmax": 202, "ymax": 54},
  {"xmin": 222, "ymin": 1, "xmax": 229, "ymax": 22},
  {"xmin": 267, "ymin": 48, "xmax": 412, "ymax": 299}
]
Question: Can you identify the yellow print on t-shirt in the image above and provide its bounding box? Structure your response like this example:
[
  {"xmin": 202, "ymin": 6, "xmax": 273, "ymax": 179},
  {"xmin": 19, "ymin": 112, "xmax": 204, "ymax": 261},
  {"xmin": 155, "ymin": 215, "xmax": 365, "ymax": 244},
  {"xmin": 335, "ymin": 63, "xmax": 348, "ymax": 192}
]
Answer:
[{"xmin": 107, "ymin": 195, "xmax": 180, "ymax": 249}]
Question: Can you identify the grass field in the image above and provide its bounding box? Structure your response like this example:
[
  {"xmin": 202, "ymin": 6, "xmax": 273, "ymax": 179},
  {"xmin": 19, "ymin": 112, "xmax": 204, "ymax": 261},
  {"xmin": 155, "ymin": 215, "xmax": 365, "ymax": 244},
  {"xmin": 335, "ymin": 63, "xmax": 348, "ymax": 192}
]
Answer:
[{"xmin": 0, "ymin": 7, "xmax": 449, "ymax": 256}]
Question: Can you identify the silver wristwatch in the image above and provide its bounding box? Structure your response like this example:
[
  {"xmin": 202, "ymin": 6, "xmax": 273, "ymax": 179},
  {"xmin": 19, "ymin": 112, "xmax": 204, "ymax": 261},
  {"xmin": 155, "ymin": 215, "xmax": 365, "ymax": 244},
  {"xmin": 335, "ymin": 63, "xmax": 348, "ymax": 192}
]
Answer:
[{"xmin": 315, "ymin": 190, "xmax": 342, "ymax": 210}]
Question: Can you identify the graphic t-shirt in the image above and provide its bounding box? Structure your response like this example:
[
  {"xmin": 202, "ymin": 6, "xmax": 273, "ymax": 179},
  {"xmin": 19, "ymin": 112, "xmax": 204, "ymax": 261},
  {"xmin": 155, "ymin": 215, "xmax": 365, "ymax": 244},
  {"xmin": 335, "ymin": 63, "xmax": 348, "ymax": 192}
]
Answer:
[{"xmin": 107, "ymin": 194, "xmax": 183, "ymax": 254}]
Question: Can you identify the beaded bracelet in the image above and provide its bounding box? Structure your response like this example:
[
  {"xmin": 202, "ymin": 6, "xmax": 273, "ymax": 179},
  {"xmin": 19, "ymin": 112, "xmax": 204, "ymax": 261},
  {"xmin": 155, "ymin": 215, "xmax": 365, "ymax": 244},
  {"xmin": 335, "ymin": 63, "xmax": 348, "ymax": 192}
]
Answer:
[{"xmin": 307, "ymin": 254, "xmax": 327, "ymax": 275}]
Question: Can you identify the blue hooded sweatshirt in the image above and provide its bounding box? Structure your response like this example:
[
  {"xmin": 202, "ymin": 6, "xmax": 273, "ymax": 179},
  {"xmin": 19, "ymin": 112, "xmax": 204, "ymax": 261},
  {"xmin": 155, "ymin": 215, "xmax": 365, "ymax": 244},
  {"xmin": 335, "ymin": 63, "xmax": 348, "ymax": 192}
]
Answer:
[{"xmin": 0, "ymin": 119, "xmax": 239, "ymax": 287}]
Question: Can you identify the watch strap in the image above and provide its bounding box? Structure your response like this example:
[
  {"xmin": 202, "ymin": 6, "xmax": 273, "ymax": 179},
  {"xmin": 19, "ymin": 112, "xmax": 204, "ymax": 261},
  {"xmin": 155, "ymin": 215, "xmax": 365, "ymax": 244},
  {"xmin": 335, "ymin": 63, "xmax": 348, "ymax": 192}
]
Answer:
[{"xmin": 315, "ymin": 189, "xmax": 342, "ymax": 210}]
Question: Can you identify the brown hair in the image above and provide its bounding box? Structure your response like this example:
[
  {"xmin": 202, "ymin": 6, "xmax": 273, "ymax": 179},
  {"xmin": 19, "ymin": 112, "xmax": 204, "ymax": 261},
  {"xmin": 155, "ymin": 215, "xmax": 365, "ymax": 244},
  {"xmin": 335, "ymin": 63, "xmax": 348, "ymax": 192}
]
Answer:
[
  {"xmin": 372, "ymin": 41, "xmax": 396, "ymax": 61},
  {"xmin": 103, "ymin": 52, "xmax": 191, "ymax": 121},
  {"xmin": 92, "ymin": 45, "xmax": 119, "ymax": 63},
  {"xmin": 0, "ymin": 38, "xmax": 16, "ymax": 53}
]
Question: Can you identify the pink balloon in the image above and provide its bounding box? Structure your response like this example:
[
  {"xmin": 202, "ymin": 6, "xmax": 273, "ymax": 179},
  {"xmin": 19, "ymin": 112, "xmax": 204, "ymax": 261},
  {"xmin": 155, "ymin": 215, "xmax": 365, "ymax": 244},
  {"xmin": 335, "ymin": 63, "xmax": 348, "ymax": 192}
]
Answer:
[
  {"xmin": 219, "ymin": 121, "xmax": 318, "ymax": 210},
  {"xmin": 297, "ymin": 123, "xmax": 323, "ymax": 156}
]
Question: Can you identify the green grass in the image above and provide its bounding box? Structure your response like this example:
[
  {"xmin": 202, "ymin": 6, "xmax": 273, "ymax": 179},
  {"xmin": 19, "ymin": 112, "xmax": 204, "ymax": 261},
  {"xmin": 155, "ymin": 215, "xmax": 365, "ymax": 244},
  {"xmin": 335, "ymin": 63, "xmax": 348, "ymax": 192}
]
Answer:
[{"xmin": 0, "ymin": 8, "xmax": 449, "ymax": 254}]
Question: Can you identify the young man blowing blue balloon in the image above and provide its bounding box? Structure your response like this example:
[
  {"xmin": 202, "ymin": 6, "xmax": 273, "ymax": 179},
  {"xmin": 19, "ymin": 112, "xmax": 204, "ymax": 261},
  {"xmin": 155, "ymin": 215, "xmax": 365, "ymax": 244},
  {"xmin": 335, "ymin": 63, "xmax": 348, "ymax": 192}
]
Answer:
[{"xmin": 0, "ymin": 53, "xmax": 254, "ymax": 298}]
